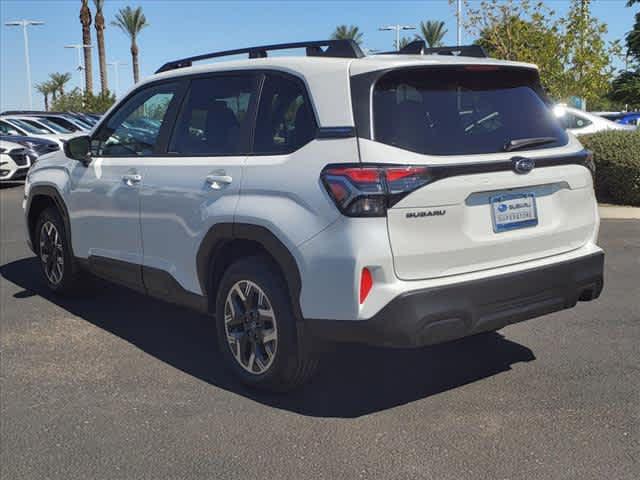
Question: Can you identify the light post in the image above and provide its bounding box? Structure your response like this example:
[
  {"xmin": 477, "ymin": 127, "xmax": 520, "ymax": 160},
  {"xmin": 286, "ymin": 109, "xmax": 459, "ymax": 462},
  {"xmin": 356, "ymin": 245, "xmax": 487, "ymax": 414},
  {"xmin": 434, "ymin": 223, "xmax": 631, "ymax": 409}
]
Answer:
[
  {"xmin": 379, "ymin": 24, "xmax": 416, "ymax": 51},
  {"xmin": 457, "ymin": 0, "xmax": 462, "ymax": 46},
  {"xmin": 5, "ymin": 19, "xmax": 44, "ymax": 109},
  {"xmin": 107, "ymin": 60, "xmax": 127, "ymax": 99},
  {"xmin": 65, "ymin": 44, "xmax": 93, "ymax": 91}
]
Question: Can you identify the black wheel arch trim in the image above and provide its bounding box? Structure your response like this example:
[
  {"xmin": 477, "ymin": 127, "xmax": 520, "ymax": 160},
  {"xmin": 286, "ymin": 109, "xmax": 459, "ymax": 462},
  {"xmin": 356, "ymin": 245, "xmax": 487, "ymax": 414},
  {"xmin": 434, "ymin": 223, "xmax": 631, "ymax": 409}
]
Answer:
[
  {"xmin": 196, "ymin": 223, "xmax": 303, "ymax": 319},
  {"xmin": 26, "ymin": 185, "xmax": 73, "ymax": 258}
]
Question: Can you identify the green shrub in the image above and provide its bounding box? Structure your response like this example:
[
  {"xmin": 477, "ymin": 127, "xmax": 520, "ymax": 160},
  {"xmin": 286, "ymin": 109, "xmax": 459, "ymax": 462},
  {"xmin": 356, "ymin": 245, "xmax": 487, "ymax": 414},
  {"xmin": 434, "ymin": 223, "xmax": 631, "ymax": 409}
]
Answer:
[{"xmin": 579, "ymin": 130, "xmax": 640, "ymax": 206}]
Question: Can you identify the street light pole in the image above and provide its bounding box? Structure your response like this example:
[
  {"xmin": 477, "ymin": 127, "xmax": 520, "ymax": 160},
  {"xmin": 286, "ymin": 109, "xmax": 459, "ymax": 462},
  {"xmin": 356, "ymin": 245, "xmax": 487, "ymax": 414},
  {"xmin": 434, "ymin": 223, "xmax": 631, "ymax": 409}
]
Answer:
[
  {"xmin": 5, "ymin": 20, "xmax": 44, "ymax": 109},
  {"xmin": 107, "ymin": 60, "xmax": 127, "ymax": 99},
  {"xmin": 457, "ymin": 0, "xmax": 462, "ymax": 46},
  {"xmin": 379, "ymin": 24, "xmax": 416, "ymax": 51},
  {"xmin": 65, "ymin": 44, "xmax": 93, "ymax": 91}
]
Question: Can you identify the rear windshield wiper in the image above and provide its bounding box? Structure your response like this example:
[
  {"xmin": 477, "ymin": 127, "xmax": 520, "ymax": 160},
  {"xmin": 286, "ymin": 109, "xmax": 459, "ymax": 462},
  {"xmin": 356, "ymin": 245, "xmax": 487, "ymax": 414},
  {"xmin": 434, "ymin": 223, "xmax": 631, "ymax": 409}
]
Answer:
[{"xmin": 504, "ymin": 136, "xmax": 557, "ymax": 152}]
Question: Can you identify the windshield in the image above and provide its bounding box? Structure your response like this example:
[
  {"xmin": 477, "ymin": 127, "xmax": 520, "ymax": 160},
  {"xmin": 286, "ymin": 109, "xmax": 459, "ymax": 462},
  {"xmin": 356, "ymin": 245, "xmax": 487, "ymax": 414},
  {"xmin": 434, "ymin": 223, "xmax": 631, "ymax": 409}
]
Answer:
[
  {"xmin": 372, "ymin": 67, "xmax": 568, "ymax": 155},
  {"xmin": 35, "ymin": 117, "xmax": 72, "ymax": 133},
  {"xmin": 8, "ymin": 118, "xmax": 49, "ymax": 134}
]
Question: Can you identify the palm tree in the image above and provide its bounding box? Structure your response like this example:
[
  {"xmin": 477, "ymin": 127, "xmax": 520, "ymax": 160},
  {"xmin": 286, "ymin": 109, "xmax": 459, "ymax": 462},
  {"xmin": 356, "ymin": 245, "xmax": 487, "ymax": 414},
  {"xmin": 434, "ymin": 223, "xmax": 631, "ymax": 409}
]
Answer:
[
  {"xmin": 111, "ymin": 6, "xmax": 149, "ymax": 83},
  {"xmin": 418, "ymin": 20, "xmax": 448, "ymax": 48},
  {"xmin": 49, "ymin": 72, "xmax": 72, "ymax": 98},
  {"xmin": 36, "ymin": 81, "xmax": 54, "ymax": 111},
  {"xmin": 398, "ymin": 36, "xmax": 413, "ymax": 50},
  {"xmin": 93, "ymin": 0, "xmax": 108, "ymax": 95},
  {"xmin": 80, "ymin": 0, "xmax": 94, "ymax": 94},
  {"xmin": 330, "ymin": 25, "xmax": 363, "ymax": 45}
]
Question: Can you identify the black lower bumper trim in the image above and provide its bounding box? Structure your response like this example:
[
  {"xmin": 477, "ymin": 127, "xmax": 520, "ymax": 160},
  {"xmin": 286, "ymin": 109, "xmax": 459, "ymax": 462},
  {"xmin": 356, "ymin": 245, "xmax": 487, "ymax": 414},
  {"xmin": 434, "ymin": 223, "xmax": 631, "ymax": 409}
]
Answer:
[{"xmin": 305, "ymin": 252, "xmax": 604, "ymax": 348}]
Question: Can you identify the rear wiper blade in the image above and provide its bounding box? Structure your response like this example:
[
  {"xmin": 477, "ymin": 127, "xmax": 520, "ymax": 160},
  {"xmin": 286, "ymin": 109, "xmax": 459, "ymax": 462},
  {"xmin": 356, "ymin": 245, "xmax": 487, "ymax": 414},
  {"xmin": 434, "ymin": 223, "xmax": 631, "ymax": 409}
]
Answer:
[{"xmin": 504, "ymin": 136, "xmax": 557, "ymax": 152}]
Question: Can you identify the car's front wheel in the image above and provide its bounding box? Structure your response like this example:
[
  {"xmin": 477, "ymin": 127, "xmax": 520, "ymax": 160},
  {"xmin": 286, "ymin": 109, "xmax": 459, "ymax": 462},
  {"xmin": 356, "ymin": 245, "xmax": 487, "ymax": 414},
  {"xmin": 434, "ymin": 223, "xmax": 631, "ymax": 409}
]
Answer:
[
  {"xmin": 215, "ymin": 256, "xmax": 318, "ymax": 391},
  {"xmin": 35, "ymin": 207, "xmax": 85, "ymax": 294}
]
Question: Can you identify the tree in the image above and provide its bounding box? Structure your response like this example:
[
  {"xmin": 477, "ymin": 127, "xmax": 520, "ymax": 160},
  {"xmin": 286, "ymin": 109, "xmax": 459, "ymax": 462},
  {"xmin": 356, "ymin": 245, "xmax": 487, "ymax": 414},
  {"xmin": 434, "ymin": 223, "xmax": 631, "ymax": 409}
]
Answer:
[
  {"xmin": 609, "ymin": 70, "xmax": 640, "ymax": 107},
  {"xmin": 93, "ymin": 0, "xmax": 109, "ymax": 95},
  {"xmin": 560, "ymin": 0, "xmax": 620, "ymax": 105},
  {"xmin": 626, "ymin": 12, "xmax": 640, "ymax": 63},
  {"xmin": 80, "ymin": 0, "xmax": 94, "ymax": 94},
  {"xmin": 49, "ymin": 72, "xmax": 72, "ymax": 98},
  {"xmin": 35, "ymin": 81, "xmax": 54, "ymax": 111},
  {"xmin": 398, "ymin": 36, "xmax": 413, "ymax": 50},
  {"xmin": 112, "ymin": 6, "xmax": 149, "ymax": 83},
  {"xmin": 471, "ymin": 1, "xmax": 566, "ymax": 98},
  {"xmin": 418, "ymin": 20, "xmax": 447, "ymax": 48},
  {"xmin": 51, "ymin": 88, "xmax": 116, "ymax": 113},
  {"xmin": 330, "ymin": 25, "xmax": 363, "ymax": 45},
  {"xmin": 464, "ymin": 0, "xmax": 619, "ymax": 105},
  {"xmin": 610, "ymin": 1, "xmax": 640, "ymax": 107}
]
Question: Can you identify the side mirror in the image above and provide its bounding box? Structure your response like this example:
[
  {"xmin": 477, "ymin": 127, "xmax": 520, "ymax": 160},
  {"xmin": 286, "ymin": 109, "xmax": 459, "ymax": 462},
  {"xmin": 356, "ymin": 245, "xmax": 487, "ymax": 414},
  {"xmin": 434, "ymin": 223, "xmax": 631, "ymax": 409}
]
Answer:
[
  {"xmin": 8, "ymin": 129, "xmax": 20, "ymax": 136},
  {"xmin": 64, "ymin": 135, "xmax": 92, "ymax": 165}
]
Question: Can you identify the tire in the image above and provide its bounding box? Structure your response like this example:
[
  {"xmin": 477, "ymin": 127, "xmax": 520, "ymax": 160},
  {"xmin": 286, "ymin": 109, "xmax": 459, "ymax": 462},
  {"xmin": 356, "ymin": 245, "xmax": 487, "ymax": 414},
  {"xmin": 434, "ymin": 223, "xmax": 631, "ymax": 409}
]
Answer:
[
  {"xmin": 215, "ymin": 256, "xmax": 318, "ymax": 391},
  {"xmin": 35, "ymin": 207, "xmax": 85, "ymax": 295}
]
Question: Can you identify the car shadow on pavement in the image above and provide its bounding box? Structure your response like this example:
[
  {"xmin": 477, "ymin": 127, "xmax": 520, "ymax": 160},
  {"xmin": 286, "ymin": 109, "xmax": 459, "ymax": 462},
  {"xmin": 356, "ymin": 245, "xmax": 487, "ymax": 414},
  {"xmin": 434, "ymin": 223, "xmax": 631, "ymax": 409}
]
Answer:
[{"xmin": 2, "ymin": 256, "xmax": 536, "ymax": 418}]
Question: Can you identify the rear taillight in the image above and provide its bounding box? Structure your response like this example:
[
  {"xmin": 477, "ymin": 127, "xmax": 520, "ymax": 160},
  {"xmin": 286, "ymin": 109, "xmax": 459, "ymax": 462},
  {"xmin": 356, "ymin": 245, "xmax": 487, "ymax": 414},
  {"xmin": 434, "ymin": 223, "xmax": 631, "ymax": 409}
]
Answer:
[{"xmin": 321, "ymin": 165, "xmax": 431, "ymax": 217}]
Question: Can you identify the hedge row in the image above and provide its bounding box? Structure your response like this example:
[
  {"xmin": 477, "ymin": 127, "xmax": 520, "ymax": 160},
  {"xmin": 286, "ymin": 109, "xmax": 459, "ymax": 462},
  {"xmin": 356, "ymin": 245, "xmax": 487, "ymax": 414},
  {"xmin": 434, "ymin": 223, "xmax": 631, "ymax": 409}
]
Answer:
[{"xmin": 579, "ymin": 130, "xmax": 640, "ymax": 206}]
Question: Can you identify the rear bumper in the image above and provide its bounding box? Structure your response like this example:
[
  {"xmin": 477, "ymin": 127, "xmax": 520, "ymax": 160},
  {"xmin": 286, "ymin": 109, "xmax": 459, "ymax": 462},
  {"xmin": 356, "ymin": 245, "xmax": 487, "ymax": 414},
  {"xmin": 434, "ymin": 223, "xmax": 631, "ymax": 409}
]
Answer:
[{"xmin": 305, "ymin": 251, "xmax": 604, "ymax": 348}]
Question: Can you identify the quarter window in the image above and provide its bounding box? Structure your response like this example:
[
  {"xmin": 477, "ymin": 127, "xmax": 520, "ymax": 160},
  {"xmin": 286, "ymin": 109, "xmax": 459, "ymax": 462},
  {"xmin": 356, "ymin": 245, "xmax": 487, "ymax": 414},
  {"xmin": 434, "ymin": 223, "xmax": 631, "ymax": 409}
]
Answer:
[
  {"xmin": 253, "ymin": 74, "xmax": 316, "ymax": 154},
  {"xmin": 169, "ymin": 75, "xmax": 257, "ymax": 155},
  {"xmin": 93, "ymin": 82, "xmax": 179, "ymax": 156},
  {"xmin": 559, "ymin": 112, "xmax": 592, "ymax": 130}
]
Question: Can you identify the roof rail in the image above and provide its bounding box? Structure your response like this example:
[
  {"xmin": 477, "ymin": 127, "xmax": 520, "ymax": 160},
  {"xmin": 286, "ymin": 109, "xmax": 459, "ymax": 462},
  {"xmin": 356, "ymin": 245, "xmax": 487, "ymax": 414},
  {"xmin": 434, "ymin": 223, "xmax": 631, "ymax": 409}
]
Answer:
[
  {"xmin": 155, "ymin": 39, "xmax": 365, "ymax": 74},
  {"xmin": 391, "ymin": 40, "xmax": 488, "ymax": 58}
]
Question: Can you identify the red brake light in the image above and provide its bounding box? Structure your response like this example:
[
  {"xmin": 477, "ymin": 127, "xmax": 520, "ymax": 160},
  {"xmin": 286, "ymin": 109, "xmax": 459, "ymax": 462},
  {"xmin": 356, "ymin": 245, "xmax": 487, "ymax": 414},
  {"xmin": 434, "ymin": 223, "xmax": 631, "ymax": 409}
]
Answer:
[
  {"xmin": 360, "ymin": 268, "xmax": 373, "ymax": 304},
  {"xmin": 325, "ymin": 167, "xmax": 381, "ymax": 183}
]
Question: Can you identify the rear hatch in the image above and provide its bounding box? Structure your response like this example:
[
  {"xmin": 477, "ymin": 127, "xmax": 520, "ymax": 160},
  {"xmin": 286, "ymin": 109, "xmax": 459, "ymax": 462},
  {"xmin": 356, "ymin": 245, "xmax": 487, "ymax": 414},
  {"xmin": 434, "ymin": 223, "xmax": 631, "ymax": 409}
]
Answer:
[{"xmin": 352, "ymin": 64, "xmax": 596, "ymax": 280}]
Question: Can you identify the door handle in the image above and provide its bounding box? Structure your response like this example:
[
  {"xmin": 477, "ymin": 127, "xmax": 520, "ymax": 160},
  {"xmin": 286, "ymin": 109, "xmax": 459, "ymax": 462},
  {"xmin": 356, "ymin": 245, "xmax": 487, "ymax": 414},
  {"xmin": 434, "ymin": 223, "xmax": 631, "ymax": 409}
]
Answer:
[
  {"xmin": 122, "ymin": 173, "xmax": 142, "ymax": 186},
  {"xmin": 205, "ymin": 172, "xmax": 233, "ymax": 190}
]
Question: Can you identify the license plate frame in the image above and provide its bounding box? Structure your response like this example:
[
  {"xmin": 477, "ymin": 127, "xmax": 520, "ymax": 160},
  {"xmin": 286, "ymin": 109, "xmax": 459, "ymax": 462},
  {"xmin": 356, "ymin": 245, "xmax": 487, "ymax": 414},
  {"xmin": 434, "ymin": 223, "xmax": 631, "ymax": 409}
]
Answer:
[{"xmin": 490, "ymin": 192, "xmax": 538, "ymax": 233}]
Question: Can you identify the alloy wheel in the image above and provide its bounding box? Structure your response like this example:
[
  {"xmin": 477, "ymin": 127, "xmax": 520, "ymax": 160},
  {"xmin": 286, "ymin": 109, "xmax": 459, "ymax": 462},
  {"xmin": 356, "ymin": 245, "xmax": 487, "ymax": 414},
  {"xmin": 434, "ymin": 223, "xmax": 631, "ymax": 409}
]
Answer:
[
  {"xmin": 224, "ymin": 280, "xmax": 278, "ymax": 375},
  {"xmin": 39, "ymin": 221, "xmax": 64, "ymax": 285}
]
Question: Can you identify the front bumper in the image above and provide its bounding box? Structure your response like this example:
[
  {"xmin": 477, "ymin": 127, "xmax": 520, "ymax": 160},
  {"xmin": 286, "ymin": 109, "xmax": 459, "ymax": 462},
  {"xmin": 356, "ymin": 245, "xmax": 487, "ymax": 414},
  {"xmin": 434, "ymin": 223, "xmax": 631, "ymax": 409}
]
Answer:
[{"xmin": 305, "ymin": 252, "xmax": 604, "ymax": 348}]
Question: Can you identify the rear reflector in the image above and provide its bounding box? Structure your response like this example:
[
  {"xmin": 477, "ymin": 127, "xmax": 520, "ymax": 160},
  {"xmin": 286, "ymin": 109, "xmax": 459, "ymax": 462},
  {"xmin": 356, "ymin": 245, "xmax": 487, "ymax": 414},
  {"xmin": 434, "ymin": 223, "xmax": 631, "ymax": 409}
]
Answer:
[{"xmin": 360, "ymin": 268, "xmax": 373, "ymax": 304}]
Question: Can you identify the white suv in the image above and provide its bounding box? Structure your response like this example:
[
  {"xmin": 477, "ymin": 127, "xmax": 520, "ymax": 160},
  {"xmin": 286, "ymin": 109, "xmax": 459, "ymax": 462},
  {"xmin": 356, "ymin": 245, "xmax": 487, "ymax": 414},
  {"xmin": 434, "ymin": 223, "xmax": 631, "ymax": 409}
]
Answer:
[{"xmin": 24, "ymin": 40, "xmax": 604, "ymax": 390}]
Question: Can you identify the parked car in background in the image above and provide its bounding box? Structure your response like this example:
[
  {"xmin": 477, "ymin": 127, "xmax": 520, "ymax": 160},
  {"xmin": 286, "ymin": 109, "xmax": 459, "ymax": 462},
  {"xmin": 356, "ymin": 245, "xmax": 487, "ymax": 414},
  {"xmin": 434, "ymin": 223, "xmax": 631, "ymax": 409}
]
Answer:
[
  {"xmin": 0, "ymin": 139, "xmax": 31, "ymax": 181},
  {"xmin": 617, "ymin": 112, "xmax": 640, "ymax": 127},
  {"xmin": 592, "ymin": 112, "xmax": 626, "ymax": 122},
  {"xmin": 1, "ymin": 111, "xmax": 92, "ymax": 133},
  {"xmin": 0, "ymin": 118, "xmax": 72, "ymax": 146},
  {"xmin": 554, "ymin": 106, "xmax": 637, "ymax": 135},
  {"xmin": 0, "ymin": 135, "xmax": 59, "ymax": 163},
  {"xmin": 3, "ymin": 115, "xmax": 73, "ymax": 136}
]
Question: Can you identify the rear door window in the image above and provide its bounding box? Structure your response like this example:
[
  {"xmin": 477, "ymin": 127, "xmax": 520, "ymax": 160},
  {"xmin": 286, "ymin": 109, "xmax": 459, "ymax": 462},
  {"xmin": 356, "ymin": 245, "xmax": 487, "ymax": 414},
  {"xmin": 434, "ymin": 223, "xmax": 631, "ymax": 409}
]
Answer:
[
  {"xmin": 169, "ymin": 74, "xmax": 258, "ymax": 155},
  {"xmin": 372, "ymin": 67, "xmax": 567, "ymax": 155}
]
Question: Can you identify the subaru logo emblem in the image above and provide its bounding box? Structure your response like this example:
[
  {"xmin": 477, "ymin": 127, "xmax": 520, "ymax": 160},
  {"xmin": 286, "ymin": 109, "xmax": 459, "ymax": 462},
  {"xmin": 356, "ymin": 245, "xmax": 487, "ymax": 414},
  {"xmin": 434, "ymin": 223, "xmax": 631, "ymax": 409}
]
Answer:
[
  {"xmin": 512, "ymin": 157, "xmax": 535, "ymax": 174},
  {"xmin": 498, "ymin": 204, "xmax": 508, "ymax": 212}
]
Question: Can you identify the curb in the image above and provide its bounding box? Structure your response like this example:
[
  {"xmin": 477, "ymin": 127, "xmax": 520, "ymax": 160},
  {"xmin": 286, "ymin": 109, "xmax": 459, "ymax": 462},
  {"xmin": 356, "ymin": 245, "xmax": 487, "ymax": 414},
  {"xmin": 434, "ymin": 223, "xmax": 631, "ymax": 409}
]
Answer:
[{"xmin": 599, "ymin": 204, "xmax": 640, "ymax": 220}]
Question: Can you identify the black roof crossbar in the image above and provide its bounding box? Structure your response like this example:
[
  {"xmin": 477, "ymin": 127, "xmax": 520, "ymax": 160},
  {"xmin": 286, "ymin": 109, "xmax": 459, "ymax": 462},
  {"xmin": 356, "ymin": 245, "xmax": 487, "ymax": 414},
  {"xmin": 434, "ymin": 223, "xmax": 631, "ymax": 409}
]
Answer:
[
  {"xmin": 389, "ymin": 40, "xmax": 488, "ymax": 58},
  {"xmin": 155, "ymin": 39, "xmax": 365, "ymax": 73}
]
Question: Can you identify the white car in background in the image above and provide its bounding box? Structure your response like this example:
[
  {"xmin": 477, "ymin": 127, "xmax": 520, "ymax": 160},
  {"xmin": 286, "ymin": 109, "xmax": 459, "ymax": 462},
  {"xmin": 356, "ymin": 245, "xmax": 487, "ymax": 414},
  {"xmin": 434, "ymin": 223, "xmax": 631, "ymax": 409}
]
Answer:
[
  {"xmin": 0, "ymin": 139, "xmax": 31, "ymax": 181},
  {"xmin": 0, "ymin": 117, "xmax": 75, "ymax": 146},
  {"xmin": 554, "ymin": 105, "xmax": 637, "ymax": 135}
]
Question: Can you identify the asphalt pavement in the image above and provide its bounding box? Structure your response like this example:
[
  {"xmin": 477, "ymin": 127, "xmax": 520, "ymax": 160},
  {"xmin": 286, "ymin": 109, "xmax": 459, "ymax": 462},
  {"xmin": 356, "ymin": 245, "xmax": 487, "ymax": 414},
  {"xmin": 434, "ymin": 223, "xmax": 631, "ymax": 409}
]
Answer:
[{"xmin": 1, "ymin": 183, "xmax": 638, "ymax": 480}]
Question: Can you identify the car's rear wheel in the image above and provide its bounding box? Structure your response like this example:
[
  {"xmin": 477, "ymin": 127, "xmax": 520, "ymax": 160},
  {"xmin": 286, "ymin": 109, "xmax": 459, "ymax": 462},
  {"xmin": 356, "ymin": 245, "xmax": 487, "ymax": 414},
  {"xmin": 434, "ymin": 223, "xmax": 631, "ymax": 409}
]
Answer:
[
  {"xmin": 215, "ymin": 256, "xmax": 318, "ymax": 391},
  {"xmin": 35, "ymin": 207, "xmax": 85, "ymax": 294}
]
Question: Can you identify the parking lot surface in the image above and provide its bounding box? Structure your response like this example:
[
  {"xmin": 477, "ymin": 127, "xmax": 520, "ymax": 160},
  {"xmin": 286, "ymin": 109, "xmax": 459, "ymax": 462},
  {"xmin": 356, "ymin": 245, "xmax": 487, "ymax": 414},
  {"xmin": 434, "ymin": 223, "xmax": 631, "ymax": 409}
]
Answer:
[{"xmin": 1, "ymin": 183, "xmax": 638, "ymax": 480}]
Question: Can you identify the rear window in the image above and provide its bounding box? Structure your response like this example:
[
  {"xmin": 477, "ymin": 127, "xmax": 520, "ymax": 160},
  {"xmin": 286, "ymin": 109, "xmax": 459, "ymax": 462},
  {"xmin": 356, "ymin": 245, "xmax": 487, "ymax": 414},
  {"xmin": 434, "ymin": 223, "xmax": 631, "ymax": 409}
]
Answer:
[{"xmin": 372, "ymin": 67, "xmax": 567, "ymax": 155}]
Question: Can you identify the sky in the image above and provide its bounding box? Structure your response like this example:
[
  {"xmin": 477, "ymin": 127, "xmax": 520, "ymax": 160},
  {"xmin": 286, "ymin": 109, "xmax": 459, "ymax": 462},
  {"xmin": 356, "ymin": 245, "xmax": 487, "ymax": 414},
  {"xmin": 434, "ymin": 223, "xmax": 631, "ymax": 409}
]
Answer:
[{"xmin": 0, "ymin": 0, "xmax": 636, "ymax": 111}]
